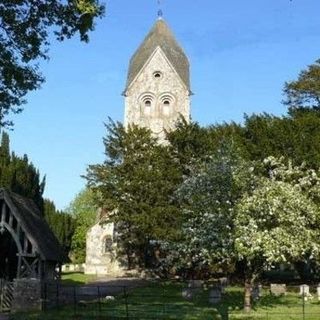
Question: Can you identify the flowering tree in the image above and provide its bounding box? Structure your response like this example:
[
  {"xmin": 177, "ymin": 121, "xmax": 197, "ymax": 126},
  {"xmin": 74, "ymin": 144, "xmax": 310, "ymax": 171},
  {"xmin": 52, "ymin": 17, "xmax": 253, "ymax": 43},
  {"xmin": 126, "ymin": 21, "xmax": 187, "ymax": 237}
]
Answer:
[
  {"xmin": 235, "ymin": 157, "xmax": 320, "ymax": 311},
  {"xmin": 164, "ymin": 153, "xmax": 320, "ymax": 311},
  {"xmin": 161, "ymin": 147, "xmax": 255, "ymax": 278}
]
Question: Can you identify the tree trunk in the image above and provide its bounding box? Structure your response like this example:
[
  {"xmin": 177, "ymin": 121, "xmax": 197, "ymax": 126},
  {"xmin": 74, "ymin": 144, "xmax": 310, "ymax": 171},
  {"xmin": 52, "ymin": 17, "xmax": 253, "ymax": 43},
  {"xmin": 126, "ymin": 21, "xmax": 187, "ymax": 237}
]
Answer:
[{"xmin": 244, "ymin": 278, "xmax": 252, "ymax": 312}]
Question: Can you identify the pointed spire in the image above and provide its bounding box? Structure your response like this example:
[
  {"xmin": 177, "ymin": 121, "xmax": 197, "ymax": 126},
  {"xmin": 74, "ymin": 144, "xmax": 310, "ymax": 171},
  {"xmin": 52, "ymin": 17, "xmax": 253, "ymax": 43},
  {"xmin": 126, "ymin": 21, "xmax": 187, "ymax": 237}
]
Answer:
[{"xmin": 125, "ymin": 19, "xmax": 190, "ymax": 93}]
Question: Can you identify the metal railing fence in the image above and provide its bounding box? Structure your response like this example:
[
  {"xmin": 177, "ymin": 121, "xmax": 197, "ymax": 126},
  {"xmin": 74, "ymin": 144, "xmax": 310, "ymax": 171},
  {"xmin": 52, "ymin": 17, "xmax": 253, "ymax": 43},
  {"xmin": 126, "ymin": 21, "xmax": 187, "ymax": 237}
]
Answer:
[{"xmin": 9, "ymin": 282, "xmax": 320, "ymax": 319}]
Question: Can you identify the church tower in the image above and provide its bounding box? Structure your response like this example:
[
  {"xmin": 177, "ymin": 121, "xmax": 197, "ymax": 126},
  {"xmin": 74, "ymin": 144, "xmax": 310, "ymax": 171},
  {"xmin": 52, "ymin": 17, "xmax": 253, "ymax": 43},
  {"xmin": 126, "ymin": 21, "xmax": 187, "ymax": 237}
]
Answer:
[
  {"xmin": 85, "ymin": 17, "xmax": 192, "ymax": 277},
  {"xmin": 123, "ymin": 18, "xmax": 191, "ymax": 140}
]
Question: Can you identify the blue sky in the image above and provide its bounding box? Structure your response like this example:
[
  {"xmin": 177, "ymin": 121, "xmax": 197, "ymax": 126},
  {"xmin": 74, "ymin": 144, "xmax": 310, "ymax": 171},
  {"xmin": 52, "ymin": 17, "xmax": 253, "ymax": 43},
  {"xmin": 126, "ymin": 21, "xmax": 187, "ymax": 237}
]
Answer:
[{"xmin": 8, "ymin": 0, "xmax": 320, "ymax": 210}]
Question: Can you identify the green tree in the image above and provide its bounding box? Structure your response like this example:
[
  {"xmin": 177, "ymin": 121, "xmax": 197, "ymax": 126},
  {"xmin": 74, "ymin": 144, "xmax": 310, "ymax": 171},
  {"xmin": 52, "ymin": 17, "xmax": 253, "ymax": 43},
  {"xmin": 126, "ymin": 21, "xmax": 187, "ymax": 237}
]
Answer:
[
  {"xmin": 241, "ymin": 110, "xmax": 320, "ymax": 169},
  {"xmin": 0, "ymin": 0, "xmax": 104, "ymax": 127},
  {"xmin": 283, "ymin": 59, "xmax": 320, "ymax": 111},
  {"xmin": 0, "ymin": 131, "xmax": 71, "ymax": 257},
  {"xmin": 167, "ymin": 119, "xmax": 246, "ymax": 175},
  {"xmin": 166, "ymin": 119, "xmax": 214, "ymax": 174},
  {"xmin": 43, "ymin": 199, "xmax": 75, "ymax": 258},
  {"xmin": 67, "ymin": 188, "xmax": 97, "ymax": 263},
  {"xmin": 86, "ymin": 120, "xmax": 183, "ymax": 268},
  {"xmin": 0, "ymin": 131, "xmax": 45, "ymax": 210}
]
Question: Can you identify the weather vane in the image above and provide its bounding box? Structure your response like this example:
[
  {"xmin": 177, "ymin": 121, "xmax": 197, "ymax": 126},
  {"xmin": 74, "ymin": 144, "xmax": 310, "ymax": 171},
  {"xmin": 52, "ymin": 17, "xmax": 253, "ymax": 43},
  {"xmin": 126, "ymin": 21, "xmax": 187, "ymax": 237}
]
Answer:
[{"xmin": 157, "ymin": 0, "xmax": 163, "ymax": 19}]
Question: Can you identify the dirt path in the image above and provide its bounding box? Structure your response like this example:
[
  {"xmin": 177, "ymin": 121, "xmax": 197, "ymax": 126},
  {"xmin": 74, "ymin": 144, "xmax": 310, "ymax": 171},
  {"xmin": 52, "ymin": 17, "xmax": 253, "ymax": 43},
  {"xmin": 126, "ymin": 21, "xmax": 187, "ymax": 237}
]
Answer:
[
  {"xmin": 88, "ymin": 277, "xmax": 148, "ymax": 287},
  {"xmin": 81, "ymin": 277, "xmax": 149, "ymax": 297},
  {"xmin": 46, "ymin": 277, "xmax": 149, "ymax": 305}
]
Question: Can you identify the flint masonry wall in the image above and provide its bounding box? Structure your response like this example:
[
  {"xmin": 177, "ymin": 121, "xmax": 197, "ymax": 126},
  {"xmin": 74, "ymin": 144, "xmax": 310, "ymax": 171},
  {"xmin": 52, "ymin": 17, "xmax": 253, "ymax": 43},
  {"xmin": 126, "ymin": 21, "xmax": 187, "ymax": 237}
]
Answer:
[
  {"xmin": 124, "ymin": 47, "xmax": 190, "ymax": 142},
  {"xmin": 85, "ymin": 222, "xmax": 125, "ymax": 275}
]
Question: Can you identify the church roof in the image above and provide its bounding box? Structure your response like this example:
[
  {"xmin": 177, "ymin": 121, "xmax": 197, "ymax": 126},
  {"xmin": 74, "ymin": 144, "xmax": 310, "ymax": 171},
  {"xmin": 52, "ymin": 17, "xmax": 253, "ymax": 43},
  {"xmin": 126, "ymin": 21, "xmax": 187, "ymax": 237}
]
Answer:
[
  {"xmin": 125, "ymin": 19, "xmax": 190, "ymax": 93},
  {"xmin": 0, "ymin": 189, "xmax": 64, "ymax": 262}
]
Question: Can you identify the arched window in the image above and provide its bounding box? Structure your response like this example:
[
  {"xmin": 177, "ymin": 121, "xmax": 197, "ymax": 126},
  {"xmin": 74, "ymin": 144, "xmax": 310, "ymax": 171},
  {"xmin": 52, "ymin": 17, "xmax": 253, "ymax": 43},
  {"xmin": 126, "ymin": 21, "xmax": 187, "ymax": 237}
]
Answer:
[
  {"xmin": 139, "ymin": 93, "xmax": 155, "ymax": 115},
  {"xmin": 159, "ymin": 94, "xmax": 175, "ymax": 116}
]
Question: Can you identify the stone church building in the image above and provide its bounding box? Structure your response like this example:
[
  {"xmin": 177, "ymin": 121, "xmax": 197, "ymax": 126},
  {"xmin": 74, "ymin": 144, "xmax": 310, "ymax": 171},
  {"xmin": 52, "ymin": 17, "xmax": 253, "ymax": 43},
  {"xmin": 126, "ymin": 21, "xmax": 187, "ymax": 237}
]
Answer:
[{"xmin": 85, "ymin": 17, "xmax": 191, "ymax": 275}]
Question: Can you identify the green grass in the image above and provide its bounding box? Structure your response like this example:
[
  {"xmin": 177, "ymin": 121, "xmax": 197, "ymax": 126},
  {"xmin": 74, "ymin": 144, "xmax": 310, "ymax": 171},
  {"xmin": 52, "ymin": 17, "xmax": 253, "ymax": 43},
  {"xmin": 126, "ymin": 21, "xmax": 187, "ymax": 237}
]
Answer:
[
  {"xmin": 60, "ymin": 272, "xmax": 97, "ymax": 285},
  {"xmin": 10, "ymin": 282, "xmax": 320, "ymax": 320}
]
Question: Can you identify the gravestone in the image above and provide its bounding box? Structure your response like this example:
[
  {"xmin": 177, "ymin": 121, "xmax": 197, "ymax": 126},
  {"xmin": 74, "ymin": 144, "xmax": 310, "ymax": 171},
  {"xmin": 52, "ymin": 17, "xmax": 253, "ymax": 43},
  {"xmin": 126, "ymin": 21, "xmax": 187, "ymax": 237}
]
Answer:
[
  {"xmin": 299, "ymin": 284, "xmax": 310, "ymax": 296},
  {"xmin": 208, "ymin": 287, "xmax": 222, "ymax": 304},
  {"xmin": 252, "ymin": 284, "xmax": 263, "ymax": 300},
  {"xmin": 181, "ymin": 288, "xmax": 193, "ymax": 300},
  {"xmin": 270, "ymin": 284, "xmax": 286, "ymax": 296},
  {"xmin": 188, "ymin": 280, "xmax": 202, "ymax": 289},
  {"xmin": 182, "ymin": 280, "xmax": 203, "ymax": 300},
  {"xmin": 219, "ymin": 277, "xmax": 228, "ymax": 294},
  {"xmin": 317, "ymin": 286, "xmax": 320, "ymax": 301},
  {"xmin": 186, "ymin": 280, "xmax": 202, "ymax": 296}
]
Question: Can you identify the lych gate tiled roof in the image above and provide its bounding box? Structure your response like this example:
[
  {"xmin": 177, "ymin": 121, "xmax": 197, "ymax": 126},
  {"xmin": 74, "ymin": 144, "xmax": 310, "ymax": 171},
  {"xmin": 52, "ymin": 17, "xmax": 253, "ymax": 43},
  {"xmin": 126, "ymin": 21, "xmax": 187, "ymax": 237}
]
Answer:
[
  {"xmin": 125, "ymin": 19, "xmax": 190, "ymax": 93},
  {"xmin": 0, "ymin": 189, "xmax": 64, "ymax": 262}
]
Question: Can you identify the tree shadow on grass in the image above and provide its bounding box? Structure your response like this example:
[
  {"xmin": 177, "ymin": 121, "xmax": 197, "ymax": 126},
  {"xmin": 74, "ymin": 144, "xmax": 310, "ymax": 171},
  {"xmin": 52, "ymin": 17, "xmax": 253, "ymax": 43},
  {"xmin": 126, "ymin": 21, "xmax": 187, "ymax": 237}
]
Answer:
[
  {"xmin": 213, "ymin": 288, "xmax": 300, "ymax": 320},
  {"xmin": 214, "ymin": 290, "xmax": 245, "ymax": 320}
]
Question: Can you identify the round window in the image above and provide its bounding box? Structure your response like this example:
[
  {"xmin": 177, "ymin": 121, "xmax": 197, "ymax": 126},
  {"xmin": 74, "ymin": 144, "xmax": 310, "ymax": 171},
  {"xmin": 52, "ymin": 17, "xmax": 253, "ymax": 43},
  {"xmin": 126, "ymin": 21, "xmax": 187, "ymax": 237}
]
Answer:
[{"xmin": 153, "ymin": 71, "xmax": 162, "ymax": 79}]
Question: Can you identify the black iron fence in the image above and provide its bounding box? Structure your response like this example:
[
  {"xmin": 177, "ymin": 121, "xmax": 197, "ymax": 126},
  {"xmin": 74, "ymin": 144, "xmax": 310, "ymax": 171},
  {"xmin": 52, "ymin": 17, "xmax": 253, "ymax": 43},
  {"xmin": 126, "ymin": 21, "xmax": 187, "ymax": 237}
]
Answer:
[{"xmin": 5, "ymin": 282, "xmax": 320, "ymax": 319}]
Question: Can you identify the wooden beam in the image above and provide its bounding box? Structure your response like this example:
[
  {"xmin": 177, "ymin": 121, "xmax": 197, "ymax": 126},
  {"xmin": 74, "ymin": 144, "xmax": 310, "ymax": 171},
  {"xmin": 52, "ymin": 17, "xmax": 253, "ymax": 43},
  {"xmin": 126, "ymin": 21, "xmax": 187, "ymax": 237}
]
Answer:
[
  {"xmin": 16, "ymin": 253, "xmax": 37, "ymax": 258},
  {"xmin": 8, "ymin": 214, "xmax": 13, "ymax": 228},
  {"xmin": 1, "ymin": 201, "xmax": 6, "ymax": 223},
  {"xmin": 17, "ymin": 255, "xmax": 22, "ymax": 279},
  {"xmin": 23, "ymin": 235, "xmax": 28, "ymax": 254}
]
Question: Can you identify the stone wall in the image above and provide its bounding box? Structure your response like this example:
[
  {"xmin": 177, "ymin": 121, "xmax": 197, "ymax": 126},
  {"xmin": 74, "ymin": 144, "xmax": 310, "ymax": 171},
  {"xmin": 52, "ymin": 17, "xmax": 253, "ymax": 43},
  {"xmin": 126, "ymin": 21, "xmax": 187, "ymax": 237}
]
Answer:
[
  {"xmin": 11, "ymin": 279, "xmax": 42, "ymax": 312},
  {"xmin": 85, "ymin": 222, "xmax": 126, "ymax": 276}
]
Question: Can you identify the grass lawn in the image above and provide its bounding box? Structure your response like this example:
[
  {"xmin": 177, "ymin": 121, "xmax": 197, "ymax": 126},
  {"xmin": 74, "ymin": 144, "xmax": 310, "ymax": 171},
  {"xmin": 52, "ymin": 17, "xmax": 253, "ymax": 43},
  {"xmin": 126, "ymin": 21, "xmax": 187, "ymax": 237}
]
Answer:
[
  {"xmin": 60, "ymin": 272, "xmax": 97, "ymax": 285},
  {"xmin": 10, "ymin": 282, "xmax": 320, "ymax": 320}
]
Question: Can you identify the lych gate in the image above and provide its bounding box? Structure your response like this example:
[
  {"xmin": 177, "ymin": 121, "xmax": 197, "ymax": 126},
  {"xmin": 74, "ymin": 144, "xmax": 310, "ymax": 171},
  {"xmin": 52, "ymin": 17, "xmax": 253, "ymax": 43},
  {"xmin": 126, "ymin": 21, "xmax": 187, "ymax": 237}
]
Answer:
[
  {"xmin": 0, "ymin": 189, "xmax": 63, "ymax": 313},
  {"xmin": 0, "ymin": 189, "xmax": 63, "ymax": 281},
  {"xmin": 0, "ymin": 198, "xmax": 39, "ymax": 280}
]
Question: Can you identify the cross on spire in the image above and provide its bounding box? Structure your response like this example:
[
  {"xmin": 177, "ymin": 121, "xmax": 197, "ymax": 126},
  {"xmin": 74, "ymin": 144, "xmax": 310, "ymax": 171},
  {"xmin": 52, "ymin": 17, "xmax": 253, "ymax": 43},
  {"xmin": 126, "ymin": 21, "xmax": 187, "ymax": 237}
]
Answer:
[{"xmin": 157, "ymin": 0, "xmax": 163, "ymax": 19}]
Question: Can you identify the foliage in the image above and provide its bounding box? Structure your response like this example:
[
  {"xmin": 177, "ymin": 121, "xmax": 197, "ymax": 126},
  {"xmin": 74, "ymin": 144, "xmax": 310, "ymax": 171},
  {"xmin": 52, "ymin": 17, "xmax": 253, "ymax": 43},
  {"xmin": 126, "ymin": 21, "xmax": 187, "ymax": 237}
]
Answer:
[
  {"xmin": 283, "ymin": 59, "xmax": 320, "ymax": 111},
  {"xmin": 86, "ymin": 120, "xmax": 183, "ymax": 268},
  {"xmin": 167, "ymin": 118, "xmax": 215, "ymax": 174},
  {"xmin": 0, "ymin": 131, "xmax": 45, "ymax": 210},
  {"xmin": 242, "ymin": 113, "xmax": 292, "ymax": 161},
  {"xmin": 167, "ymin": 118, "xmax": 246, "ymax": 175},
  {"xmin": 161, "ymin": 145, "xmax": 255, "ymax": 278},
  {"xmin": 235, "ymin": 179, "xmax": 320, "ymax": 267},
  {"xmin": 242, "ymin": 110, "xmax": 320, "ymax": 169},
  {"xmin": 168, "ymin": 111, "xmax": 320, "ymax": 174},
  {"xmin": 67, "ymin": 188, "xmax": 97, "ymax": 263},
  {"xmin": 0, "ymin": 0, "xmax": 104, "ymax": 127},
  {"xmin": 43, "ymin": 199, "xmax": 75, "ymax": 258},
  {"xmin": 234, "ymin": 157, "xmax": 320, "ymax": 310}
]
